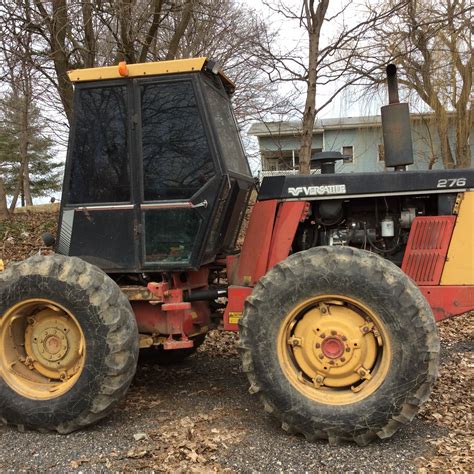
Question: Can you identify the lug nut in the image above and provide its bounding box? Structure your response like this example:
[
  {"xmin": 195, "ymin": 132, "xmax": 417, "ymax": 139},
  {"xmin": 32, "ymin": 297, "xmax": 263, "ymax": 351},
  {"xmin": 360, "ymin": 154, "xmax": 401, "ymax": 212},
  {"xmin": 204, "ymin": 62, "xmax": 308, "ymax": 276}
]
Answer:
[
  {"xmin": 290, "ymin": 338, "xmax": 301, "ymax": 347},
  {"xmin": 331, "ymin": 330, "xmax": 337, "ymax": 336},
  {"xmin": 318, "ymin": 354, "xmax": 324, "ymax": 360},
  {"xmin": 345, "ymin": 347, "xmax": 351, "ymax": 352},
  {"xmin": 341, "ymin": 335, "xmax": 347, "ymax": 341},
  {"xmin": 315, "ymin": 343, "xmax": 321, "ymax": 348},
  {"xmin": 329, "ymin": 360, "xmax": 335, "ymax": 365},
  {"xmin": 340, "ymin": 357, "xmax": 346, "ymax": 362},
  {"xmin": 320, "ymin": 333, "xmax": 326, "ymax": 339}
]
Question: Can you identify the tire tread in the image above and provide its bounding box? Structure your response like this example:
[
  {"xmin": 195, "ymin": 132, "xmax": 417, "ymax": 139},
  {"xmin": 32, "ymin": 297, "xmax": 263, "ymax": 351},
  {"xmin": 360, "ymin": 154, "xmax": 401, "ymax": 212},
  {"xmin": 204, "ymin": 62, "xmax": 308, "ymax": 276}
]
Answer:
[
  {"xmin": 239, "ymin": 246, "xmax": 439, "ymax": 445},
  {"xmin": 0, "ymin": 254, "xmax": 139, "ymax": 434}
]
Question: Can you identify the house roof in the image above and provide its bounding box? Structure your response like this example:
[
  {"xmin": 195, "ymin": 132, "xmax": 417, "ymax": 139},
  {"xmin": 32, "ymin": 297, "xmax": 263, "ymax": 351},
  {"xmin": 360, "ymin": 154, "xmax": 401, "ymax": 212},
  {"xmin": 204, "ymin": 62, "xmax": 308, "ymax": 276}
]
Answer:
[{"xmin": 248, "ymin": 112, "xmax": 440, "ymax": 137}]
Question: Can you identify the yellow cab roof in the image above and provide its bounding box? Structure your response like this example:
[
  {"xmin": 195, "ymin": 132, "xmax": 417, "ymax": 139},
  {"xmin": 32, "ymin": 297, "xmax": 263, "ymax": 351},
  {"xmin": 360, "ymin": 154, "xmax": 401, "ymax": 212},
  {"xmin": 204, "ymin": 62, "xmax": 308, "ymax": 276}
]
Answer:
[{"xmin": 67, "ymin": 57, "xmax": 235, "ymax": 92}]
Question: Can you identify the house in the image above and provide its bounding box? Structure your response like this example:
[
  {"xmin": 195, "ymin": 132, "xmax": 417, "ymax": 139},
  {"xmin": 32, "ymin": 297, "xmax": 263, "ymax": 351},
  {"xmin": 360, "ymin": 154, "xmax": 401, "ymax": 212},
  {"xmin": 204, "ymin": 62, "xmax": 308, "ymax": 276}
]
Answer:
[{"xmin": 248, "ymin": 113, "xmax": 473, "ymax": 177}]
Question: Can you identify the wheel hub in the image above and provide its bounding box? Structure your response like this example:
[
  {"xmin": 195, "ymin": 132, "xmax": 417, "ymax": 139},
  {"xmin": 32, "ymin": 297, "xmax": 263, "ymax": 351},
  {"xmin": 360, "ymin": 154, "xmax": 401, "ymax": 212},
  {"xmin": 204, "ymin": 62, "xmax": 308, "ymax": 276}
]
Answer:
[
  {"xmin": 41, "ymin": 331, "xmax": 68, "ymax": 359},
  {"xmin": 0, "ymin": 300, "xmax": 85, "ymax": 400},
  {"xmin": 25, "ymin": 309, "xmax": 83, "ymax": 379},
  {"xmin": 283, "ymin": 298, "xmax": 386, "ymax": 396},
  {"xmin": 321, "ymin": 336, "xmax": 344, "ymax": 359}
]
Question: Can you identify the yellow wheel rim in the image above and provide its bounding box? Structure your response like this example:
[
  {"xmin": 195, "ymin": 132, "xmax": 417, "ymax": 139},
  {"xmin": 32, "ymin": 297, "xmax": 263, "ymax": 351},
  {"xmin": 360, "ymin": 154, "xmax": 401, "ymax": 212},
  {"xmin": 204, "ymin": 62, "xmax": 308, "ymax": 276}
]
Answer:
[
  {"xmin": 0, "ymin": 299, "xmax": 85, "ymax": 400},
  {"xmin": 277, "ymin": 295, "xmax": 392, "ymax": 405}
]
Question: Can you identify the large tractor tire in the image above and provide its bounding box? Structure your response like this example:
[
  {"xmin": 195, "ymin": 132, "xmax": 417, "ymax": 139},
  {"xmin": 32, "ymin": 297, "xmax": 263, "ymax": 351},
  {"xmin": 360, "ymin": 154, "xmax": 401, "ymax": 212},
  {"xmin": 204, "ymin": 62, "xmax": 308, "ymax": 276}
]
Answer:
[
  {"xmin": 240, "ymin": 246, "xmax": 439, "ymax": 445},
  {"xmin": 0, "ymin": 254, "xmax": 139, "ymax": 433}
]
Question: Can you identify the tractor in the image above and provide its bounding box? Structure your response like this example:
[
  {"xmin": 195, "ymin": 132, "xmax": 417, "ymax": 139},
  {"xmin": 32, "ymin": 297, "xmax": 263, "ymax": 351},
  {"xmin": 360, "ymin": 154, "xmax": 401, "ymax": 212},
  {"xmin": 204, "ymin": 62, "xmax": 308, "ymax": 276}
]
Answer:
[{"xmin": 0, "ymin": 58, "xmax": 473, "ymax": 445}]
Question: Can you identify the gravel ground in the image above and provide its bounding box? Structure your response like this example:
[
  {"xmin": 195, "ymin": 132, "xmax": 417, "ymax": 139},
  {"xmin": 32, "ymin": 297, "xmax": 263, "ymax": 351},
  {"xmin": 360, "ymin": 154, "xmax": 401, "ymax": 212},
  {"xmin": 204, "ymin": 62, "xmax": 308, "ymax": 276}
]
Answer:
[{"xmin": 0, "ymin": 315, "xmax": 472, "ymax": 473}]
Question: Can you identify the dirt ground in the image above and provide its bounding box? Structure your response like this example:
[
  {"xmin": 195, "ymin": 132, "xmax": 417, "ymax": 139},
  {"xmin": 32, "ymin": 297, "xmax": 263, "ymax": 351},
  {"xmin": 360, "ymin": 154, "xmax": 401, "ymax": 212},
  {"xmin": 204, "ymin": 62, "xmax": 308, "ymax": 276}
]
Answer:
[
  {"xmin": 0, "ymin": 211, "xmax": 473, "ymax": 472},
  {"xmin": 0, "ymin": 316, "xmax": 472, "ymax": 473}
]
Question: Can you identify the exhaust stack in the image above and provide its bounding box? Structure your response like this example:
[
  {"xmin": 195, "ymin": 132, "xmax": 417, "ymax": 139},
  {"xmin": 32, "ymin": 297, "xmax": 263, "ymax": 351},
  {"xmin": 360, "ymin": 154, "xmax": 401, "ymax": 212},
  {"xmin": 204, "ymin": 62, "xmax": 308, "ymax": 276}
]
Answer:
[{"xmin": 381, "ymin": 64, "xmax": 414, "ymax": 170}]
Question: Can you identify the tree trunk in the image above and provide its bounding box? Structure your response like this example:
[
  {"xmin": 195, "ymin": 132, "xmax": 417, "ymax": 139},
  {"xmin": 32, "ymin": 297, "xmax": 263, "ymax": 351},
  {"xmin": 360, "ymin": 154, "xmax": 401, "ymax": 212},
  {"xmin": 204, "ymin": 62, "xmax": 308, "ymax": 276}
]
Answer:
[
  {"xmin": 165, "ymin": 0, "xmax": 194, "ymax": 60},
  {"xmin": 434, "ymin": 109, "xmax": 455, "ymax": 169},
  {"xmin": 455, "ymin": 108, "xmax": 472, "ymax": 168},
  {"xmin": 0, "ymin": 178, "xmax": 9, "ymax": 221},
  {"xmin": 46, "ymin": 0, "xmax": 75, "ymax": 123},
  {"xmin": 23, "ymin": 159, "xmax": 32, "ymax": 206},
  {"xmin": 119, "ymin": 0, "xmax": 136, "ymax": 63},
  {"xmin": 9, "ymin": 157, "xmax": 25, "ymax": 213},
  {"xmin": 139, "ymin": 0, "xmax": 164, "ymax": 62},
  {"xmin": 81, "ymin": 0, "xmax": 96, "ymax": 67},
  {"xmin": 19, "ymin": 97, "xmax": 32, "ymax": 206},
  {"xmin": 298, "ymin": 0, "xmax": 329, "ymax": 175},
  {"xmin": 299, "ymin": 49, "xmax": 318, "ymax": 175},
  {"xmin": 9, "ymin": 182, "xmax": 20, "ymax": 213}
]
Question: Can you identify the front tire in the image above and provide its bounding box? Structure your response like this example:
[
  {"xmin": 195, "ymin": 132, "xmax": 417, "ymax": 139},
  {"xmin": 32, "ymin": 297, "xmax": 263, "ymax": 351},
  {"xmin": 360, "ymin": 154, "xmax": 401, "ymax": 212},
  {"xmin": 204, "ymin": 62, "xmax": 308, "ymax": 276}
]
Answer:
[
  {"xmin": 240, "ymin": 246, "xmax": 439, "ymax": 445},
  {"xmin": 0, "ymin": 255, "xmax": 139, "ymax": 433}
]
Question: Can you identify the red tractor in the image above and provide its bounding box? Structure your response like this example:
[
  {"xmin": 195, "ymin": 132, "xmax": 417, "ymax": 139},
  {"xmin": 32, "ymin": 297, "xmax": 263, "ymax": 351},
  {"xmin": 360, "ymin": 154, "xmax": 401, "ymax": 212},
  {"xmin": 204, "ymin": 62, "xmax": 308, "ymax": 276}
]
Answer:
[{"xmin": 0, "ymin": 58, "xmax": 472, "ymax": 445}]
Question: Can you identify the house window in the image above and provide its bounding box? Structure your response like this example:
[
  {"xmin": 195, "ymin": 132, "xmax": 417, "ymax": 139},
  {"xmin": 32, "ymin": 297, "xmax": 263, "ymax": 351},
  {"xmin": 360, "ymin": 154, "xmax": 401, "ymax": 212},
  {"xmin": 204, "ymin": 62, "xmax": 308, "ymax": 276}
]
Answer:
[
  {"xmin": 342, "ymin": 146, "xmax": 354, "ymax": 163},
  {"xmin": 265, "ymin": 158, "xmax": 279, "ymax": 171},
  {"xmin": 378, "ymin": 144, "xmax": 385, "ymax": 162}
]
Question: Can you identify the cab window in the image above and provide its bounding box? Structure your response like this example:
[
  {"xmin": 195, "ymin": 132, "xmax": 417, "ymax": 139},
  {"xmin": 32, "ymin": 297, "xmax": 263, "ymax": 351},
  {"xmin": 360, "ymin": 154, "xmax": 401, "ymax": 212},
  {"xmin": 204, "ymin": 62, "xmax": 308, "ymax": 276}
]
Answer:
[
  {"xmin": 141, "ymin": 81, "xmax": 215, "ymax": 201},
  {"xmin": 68, "ymin": 86, "xmax": 130, "ymax": 204}
]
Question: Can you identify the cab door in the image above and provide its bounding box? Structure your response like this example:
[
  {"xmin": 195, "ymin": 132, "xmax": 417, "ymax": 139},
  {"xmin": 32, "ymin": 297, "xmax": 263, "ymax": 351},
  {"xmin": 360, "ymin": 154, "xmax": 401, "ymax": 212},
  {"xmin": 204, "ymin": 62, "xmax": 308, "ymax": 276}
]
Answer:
[
  {"xmin": 135, "ymin": 76, "xmax": 221, "ymax": 270},
  {"xmin": 58, "ymin": 80, "xmax": 139, "ymax": 272}
]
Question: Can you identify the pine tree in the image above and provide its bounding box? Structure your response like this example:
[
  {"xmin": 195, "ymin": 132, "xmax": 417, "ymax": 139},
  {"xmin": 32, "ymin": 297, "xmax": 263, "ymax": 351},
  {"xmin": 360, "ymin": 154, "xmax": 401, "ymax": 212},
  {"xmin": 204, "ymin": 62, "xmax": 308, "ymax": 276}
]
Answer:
[{"xmin": 0, "ymin": 93, "xmax": 62, "ymax": 208}]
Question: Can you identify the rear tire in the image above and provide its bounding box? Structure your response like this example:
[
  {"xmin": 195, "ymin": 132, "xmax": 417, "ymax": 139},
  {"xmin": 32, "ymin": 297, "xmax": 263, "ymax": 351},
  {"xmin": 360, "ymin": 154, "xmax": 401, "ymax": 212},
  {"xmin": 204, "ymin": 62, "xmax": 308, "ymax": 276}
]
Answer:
[
  {"xmin": 0, "ymin": 254, "xmax": 139, "ymax": 433},
  {"xmin": 240, "ymin": 246, "xmax": 439, "ymax": 445}
]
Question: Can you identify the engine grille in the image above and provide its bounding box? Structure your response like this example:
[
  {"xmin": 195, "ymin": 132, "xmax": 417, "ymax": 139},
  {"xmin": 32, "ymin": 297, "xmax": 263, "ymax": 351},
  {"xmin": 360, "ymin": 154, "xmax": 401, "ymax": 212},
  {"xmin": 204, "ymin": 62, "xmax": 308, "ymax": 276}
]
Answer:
[{"xmin": 401, "ymin": 216, "xmax": 456, "ymax": 285}]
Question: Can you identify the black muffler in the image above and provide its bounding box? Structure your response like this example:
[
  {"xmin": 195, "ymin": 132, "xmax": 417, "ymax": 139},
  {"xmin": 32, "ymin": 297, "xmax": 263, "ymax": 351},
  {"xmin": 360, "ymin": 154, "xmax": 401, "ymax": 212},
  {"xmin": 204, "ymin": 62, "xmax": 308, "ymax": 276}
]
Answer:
[{"xmin": 381, "ymin": 64, "xmax": 414, "ymax": 170}]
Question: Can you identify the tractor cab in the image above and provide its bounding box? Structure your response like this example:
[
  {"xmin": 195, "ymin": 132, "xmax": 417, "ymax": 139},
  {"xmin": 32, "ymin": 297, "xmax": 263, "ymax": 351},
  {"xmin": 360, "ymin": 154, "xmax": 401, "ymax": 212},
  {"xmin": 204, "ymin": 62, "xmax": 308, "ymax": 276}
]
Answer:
[{"xmin": 57, "ymin": 58, "xmax": 253, "ymax": 272}]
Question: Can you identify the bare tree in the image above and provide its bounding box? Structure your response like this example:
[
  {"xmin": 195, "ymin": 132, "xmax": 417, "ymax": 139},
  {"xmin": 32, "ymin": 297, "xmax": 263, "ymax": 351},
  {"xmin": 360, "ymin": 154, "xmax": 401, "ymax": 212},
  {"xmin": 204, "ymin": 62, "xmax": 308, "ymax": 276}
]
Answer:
[
  {"xmin": 0, "ymin": 0, "xmax": 201, "ymax": 122},
  {"xmin": 415, "ymin": 114, "xmax": 440, "ymax": 170},
  {"xmin": 349, "ymin": 0, "xmax": 472, "ymax": 169},
  {"xmin": 0, "ymin": 0, "xmax": 278, "ymax": 137},
  {"xmin": 165, "ymin": 0, "xmax": 282, "ymax": 124},
  {"xmin": 298, "ymin": 0, "xmax": 329, "ymax": 174},
  {"xmin": 260, "ymin": 0, "xmax": 408, "ymax": 174}
]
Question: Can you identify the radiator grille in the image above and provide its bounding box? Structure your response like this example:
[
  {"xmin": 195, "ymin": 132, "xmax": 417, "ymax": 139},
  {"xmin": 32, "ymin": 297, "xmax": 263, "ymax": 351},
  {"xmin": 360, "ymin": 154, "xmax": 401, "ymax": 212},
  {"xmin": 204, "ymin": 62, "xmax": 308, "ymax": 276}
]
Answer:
[{"xmin": 401, "ymin": 216, "xmax": 456, "ymax": 285}]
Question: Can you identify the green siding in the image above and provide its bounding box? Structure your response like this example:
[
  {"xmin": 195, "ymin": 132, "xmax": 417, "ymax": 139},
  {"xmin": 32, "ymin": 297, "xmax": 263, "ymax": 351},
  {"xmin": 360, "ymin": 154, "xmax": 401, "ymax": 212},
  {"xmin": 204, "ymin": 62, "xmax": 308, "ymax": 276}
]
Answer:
[
  {"xmin": 258, "ymin": 134, "xmax": 323, "ymax": 152},
  {"xmin": 255, "ymin": 119, "xmax": 473, "ymax": 172}
]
